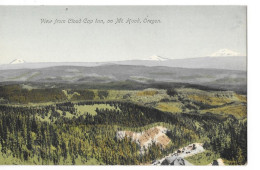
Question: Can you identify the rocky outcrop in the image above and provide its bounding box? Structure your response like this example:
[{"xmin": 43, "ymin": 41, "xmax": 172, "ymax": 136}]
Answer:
[{"xmin": 116, "ymin": 126, "xmax": 170, "ymax": 150}]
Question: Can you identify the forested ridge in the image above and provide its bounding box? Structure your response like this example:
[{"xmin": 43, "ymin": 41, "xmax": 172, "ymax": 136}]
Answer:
[{"xmin": 0, "ymin": 101, "xmax": 247, "ymax": 165}]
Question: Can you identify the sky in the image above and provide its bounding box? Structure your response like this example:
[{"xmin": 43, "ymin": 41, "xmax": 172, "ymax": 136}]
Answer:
[{"xmin": 0, "ymin": 6, "xmax": 246, "ymax": 64}]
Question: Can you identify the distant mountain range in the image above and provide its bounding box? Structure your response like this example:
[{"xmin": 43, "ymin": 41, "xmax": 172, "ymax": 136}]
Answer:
[
  {"xmin": 111, "ymin": 56, "xmax": 246, "ymax": 71},
  {"xmin": 1, "ymin": 56, "xmax": 246, "ymax": 71},
  {"xmin": 0, "ymin": 64, "xmax": 247, "ymax": 93},
  {"xmin": 0, "ymin": 49, "xmax": 247, "ymax": 76},
  {"xmin": 0, "ymin": 49, "xmax": 247, "ymax": 93}
]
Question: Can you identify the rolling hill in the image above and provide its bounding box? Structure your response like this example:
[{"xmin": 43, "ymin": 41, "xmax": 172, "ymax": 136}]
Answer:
[{"xmin": 0, "ymin": 65, "xmax": 246, "ymax": 93}]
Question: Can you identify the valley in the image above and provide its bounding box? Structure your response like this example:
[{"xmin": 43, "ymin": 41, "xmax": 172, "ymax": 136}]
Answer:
[{"xmin": 0, "ymin": 80, "xmax": 247, "ymax": 165}]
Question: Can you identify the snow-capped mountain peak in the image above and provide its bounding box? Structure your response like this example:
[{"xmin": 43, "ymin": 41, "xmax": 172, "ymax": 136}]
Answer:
[
  {"xmin": 145, "ymin": 55, "xmax": 169, "ymax": 61},
  {"xmin": 209, "ymin": 49, "xmax": 241, "ymax": 57},
  {"xmin": 9, "ymin": 59, "xmax": 26, "ymax": 64}
]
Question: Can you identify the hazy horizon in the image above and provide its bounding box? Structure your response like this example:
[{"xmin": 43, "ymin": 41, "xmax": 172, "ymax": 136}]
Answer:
[{"xmin": 0, "ymin": 6, "xmax": 247, "ymax": 64}]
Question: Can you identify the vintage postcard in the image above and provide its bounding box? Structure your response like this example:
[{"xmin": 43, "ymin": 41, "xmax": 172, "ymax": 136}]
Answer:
[{"xmin": 0, "ymin": 6, "xmax": 247, "ymax": 165}]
